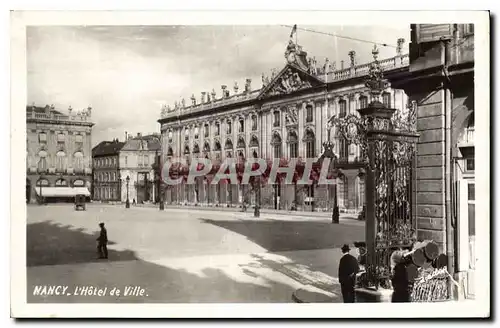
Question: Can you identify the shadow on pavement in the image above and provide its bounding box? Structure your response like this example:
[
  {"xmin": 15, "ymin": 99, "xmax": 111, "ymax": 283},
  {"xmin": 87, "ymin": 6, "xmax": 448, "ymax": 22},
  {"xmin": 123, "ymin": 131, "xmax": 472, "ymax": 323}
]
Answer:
[
  {"xmin": 200, "ymin": 218, "xmax": 364, "ymax": 252},
  {"xmin": 27, "ymin": 220, "xmax": 137, "ymax": 266},
  {"xmin": 27, "ymin": 220, "xmax": 303, "ymax": 303}
]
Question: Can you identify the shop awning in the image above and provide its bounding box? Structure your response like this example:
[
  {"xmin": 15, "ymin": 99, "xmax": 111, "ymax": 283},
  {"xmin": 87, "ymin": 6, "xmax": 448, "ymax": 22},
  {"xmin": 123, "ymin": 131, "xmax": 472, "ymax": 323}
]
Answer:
[{"xmin": 35, "ymin": 187, "xmax": 90, "ymax": 197}]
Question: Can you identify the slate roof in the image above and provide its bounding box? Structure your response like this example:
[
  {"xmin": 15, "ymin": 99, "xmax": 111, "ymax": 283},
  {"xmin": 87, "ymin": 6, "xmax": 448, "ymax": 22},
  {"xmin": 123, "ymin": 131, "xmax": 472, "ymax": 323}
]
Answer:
[
  {"xmin": 92, "ymin": 140, "xmax": 125, "ymax": 157},
  {"xmin": 121, "ymin": 134, "xmax": 161, "ymax": 152}
]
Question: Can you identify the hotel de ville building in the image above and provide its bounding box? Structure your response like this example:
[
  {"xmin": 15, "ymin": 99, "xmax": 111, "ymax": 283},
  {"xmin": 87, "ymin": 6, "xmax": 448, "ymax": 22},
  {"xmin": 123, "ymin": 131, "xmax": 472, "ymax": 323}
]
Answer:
[{"xmin": 158, "ymin": 37, "xmax": 410, "ymax": 214}]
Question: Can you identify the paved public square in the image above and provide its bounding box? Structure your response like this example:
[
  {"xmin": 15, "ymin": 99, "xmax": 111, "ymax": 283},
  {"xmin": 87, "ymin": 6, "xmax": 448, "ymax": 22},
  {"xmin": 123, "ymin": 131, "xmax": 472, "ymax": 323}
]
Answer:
[{"xmin": 27, "ymin": 204, "xmax": 364, "ymax": 303}]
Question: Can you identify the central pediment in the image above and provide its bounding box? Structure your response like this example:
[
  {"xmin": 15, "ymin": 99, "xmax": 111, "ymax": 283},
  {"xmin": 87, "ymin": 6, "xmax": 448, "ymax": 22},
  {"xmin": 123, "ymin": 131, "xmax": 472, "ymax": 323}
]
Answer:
[{"xmin": 257, "ymin": 64, "xmax": 324, "ymax": 100}]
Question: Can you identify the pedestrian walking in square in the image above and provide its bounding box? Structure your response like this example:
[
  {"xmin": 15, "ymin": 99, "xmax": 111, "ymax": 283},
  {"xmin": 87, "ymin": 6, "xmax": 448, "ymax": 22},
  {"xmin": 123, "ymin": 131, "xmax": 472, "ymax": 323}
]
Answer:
[
  {"xmin": 338, "ymin": 244, "xmax": 359, "ymax": 303},
  {"xmin": 96, "ymin": 222, "xmax": 108, "ymax": 259}
]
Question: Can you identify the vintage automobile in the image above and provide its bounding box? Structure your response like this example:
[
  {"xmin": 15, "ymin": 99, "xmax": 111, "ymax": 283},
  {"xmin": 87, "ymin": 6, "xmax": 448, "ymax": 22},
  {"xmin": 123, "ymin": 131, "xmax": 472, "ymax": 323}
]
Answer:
[{"xmin": 74, "ymin": 194, "xmax": 86, "ymax": 211}]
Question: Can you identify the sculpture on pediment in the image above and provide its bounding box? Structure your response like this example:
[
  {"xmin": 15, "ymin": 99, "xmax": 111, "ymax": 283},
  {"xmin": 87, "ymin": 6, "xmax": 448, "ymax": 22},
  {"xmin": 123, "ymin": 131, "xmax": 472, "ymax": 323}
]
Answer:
[
  {"xmin": 267, "ymin": 68, "xmax": 312, "ymax": 96},
  {"xmin": 191, "ymin": 94, "xmax": 196, "ymax": 106},
  {"xmin": 181, "ymin": 98, "xmax": 186, "ymax": 108},
  {"xmin": 211, "ymin": 88, "xmax": 216, "ymax": 101},
  {"xmin": 161, "ymin": 104, "xmax": 167, "ymax": 118},
  {"xmin": 323, "ymin": 58, "xmax": 332, "ymax": 74}
]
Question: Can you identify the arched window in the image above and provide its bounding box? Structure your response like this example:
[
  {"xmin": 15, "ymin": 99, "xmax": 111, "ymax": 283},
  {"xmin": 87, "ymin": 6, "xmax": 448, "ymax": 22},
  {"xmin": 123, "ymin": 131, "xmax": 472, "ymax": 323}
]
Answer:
[
  {"xmin": 193, "ymin": 143, "xmax": 200, "ymax": 154},
  {"xmin": 56, "ymin": 151, "xmax": 66, "ymax": 173},
  {"xmin": 288, "ymin": 131, "xmax": 299, "ymax": 158},
  {"xmin": 237, "ymin": 137, "xmax": 246, "ymax": 149},
  {"xmin": 203, "ymin": 141, "xmax": 210, "ymax": 153},
  {"xmin": 167, "ymin": 147, "xmax": 174, "ymax": 156},
  {"xmin": 271, "ymin": 132, "xmax": 282, "ymax": 158},
  {"xmin": 36, "ymin": 178, "xmax": 49, "ymax": 187},
  {"xmin": 184, "ymin": 145, "xmax": 190, "ymax": 155},
  {"xmin": 249, "ymin": 135, "xmax": 259, "ymax": 148},
  {"xmin": 168, "ymin": 130, "xmax": 173, "ymax": 142},
  {"xmin": 55, "ymin": 179, "xmax": 67, "ymax": 187},
  {"xmin": 252, "ymin": 150, "xmax": 258, "ymax": 158},
  {"xmin": 184, "ymin": 128, "xmax": 190, "ymax": 141},
  {"xmin": 304, "ymin": 129, "xmax": 315, "ymax": 159},
  {"xmin": 37, "ymin": 150, "xmax": 48, "ymax": 172},
  {"xmin": 214, "ymin": 140, "xmax": 222, "ymax": 151},
  {"xmin": 194, "ymin": 126, "xmax": 199, "ymax": 139},
  {"xmin": 74, "ymin": 151, "xmax": 84, "ymax": 172},
  {"xmin": 224, "ymin": 139, "xmax": 233, "ymax": 150},
  {"xmin": 73, "ymin": 179, "xmax": 85, "ymax": 187},
  {"xmin": 238, "ymin": 119, "xmax": 245, "ymax": 133}
]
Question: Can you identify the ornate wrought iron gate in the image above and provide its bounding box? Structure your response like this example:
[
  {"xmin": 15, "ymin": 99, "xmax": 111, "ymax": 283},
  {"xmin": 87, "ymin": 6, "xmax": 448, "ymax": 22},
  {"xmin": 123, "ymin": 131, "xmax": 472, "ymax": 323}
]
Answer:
[{"xmin": 331, "ymin": 45, "xmax": 419, "ymax": 290}]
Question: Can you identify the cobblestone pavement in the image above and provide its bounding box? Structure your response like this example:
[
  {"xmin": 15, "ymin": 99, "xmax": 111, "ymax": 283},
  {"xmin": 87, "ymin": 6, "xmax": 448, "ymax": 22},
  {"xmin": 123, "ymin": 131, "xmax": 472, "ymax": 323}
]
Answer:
[{"xmin": 27, "ymin": 204, "xmax": 364, "ymax": 303}]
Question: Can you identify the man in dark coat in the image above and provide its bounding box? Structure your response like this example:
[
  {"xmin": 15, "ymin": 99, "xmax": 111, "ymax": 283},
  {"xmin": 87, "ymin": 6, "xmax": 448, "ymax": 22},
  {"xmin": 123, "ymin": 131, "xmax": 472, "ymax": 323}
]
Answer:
[
  {"xmin": 96, "ymin": 222, "xmax": 108, "ymax": 259},
  {"xmin": 338, "ymin": 244, "xmax": 359, "ymax": 303}
]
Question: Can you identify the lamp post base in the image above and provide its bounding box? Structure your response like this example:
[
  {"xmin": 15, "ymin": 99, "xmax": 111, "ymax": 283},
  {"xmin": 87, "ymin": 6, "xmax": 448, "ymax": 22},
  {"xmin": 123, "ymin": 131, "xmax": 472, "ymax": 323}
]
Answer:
[
  {"xmin": 159, "ymin": 201, "xmax": 164, "ymax": 210},
  {"xmin": 332, "ymin": 206, "xmax": 339, "ymax": 224},
  {"xmin": 125, "ymin": 199, "xmax": 130, "ymax": 208}
]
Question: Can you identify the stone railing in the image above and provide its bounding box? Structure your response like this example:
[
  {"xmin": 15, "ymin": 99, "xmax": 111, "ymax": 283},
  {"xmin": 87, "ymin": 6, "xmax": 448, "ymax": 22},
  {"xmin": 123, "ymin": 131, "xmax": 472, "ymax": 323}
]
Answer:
[
  {"xmin": 162, "ymin": 90, "xmax": 260, "ymax": 118},
  {"xmin": 29, "ymin": 111, "xmax": 91, "ymax": 122},
  {"xmin": 162, "ymin": 54, "xmax": 409, "ymax": 119},
  {"xmin": 329, "ymin": 54, "xmax": 409, "ymax": 82}
]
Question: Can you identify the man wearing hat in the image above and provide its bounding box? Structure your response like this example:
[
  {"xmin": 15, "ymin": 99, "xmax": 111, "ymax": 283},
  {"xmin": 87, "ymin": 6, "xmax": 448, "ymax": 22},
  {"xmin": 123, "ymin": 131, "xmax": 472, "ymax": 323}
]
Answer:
[
  {"xmin": 96, "ymin": 222, "xmax": 108, "ymax": 259},
  {"xmin": 338, "ymin": 244, "xmax": 359, "ymax": 303}
]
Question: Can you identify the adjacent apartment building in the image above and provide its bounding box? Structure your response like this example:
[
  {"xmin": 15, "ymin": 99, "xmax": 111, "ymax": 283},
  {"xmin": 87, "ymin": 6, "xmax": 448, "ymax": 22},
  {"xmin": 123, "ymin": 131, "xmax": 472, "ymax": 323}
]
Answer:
[
  {"xmin": 92, "ymin": 133, "xmax": 161, "ymax": 204},
  {"xmin": 26, "ymin": 104, "xmax": 94, "ymax": 203}
]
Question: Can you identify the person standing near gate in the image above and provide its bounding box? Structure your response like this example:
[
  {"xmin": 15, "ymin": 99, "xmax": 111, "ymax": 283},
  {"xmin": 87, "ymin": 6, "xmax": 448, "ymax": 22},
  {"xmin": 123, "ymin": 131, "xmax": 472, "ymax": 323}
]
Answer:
[
  {"xmin": 338, "ymin": 244, "xmax": 359, "ymax": 303},
  {"xmin": 96, "ymin": 222, "xmax": 108, "ymax": 259}
]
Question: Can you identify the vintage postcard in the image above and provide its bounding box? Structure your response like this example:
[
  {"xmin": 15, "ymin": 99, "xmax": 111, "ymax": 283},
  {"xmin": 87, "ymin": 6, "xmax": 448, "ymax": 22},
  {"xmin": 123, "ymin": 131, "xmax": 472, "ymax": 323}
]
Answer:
[{"xmin": 10, "ymin": 10, "xmax": 490, "ymax": 318}]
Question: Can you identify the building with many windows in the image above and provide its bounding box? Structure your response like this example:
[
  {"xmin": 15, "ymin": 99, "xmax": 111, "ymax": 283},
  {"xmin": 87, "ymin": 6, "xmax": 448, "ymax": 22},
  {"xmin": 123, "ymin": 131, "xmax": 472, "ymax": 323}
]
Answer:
[
  {"xmin": 158, "ymin": 38, "xmax": 410, "ymax": 212},
  {"xmin": 92, "ymin": 133, "xmax": 161, "ymax": 204},
  {"xmin": 26, "ymin": 104, "xmax": 94, "ymax": 203}
]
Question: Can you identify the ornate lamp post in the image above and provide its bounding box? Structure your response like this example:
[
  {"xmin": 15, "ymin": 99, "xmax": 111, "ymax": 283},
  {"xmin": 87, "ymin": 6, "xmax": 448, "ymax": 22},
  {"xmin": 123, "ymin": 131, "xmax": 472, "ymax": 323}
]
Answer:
[
  {"xmin": 253, "ymin": 152, "xmax": 260, "ymax": 218},
  {"xmin": 39, "ymin": 175, "xmax": 44, "ymax": 205},
  {"xmin": 125, "ymin": 175, "xmax": 130, "ymax": 208}
]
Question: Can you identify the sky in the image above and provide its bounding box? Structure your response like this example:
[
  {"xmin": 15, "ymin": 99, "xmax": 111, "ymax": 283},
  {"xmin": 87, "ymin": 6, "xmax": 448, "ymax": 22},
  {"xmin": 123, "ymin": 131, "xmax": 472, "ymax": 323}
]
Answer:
[{"xmin": 27, "ymin": 25, "xmax": 410, "ymax": 147}]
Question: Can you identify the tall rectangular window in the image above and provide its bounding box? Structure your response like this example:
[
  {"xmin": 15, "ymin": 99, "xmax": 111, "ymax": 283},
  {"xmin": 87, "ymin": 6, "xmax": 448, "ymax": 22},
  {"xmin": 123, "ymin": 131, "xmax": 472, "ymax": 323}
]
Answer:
[
  {"xmin": 204, "ymin": 124, "xmax": 209, "ymax": 138},
  {"xmin": 359, "ymin": 96, "xmax": 368, "ymax": 109},
  {"xmin": 339, "ymin": 138, "xmax": 349, "ymax": 160},
  {"xmin": 273, "ymin": 111, "xmax": 280, "ymax": 127},
  {"xmin": 251, "ymin": 115, "xmax": 257, "ymax": 131},
  {"xmin": 339, "ymin": 100, "xmax": 347, "ymax": 118},
  {"xmin": 39, "ymin": 133, "xmax": 47, "ymax": 144},
  {"xmin": 306, "ymin": 140, "xmax": 315, "ymax": 159},
  {"xmin": 306, "ymin": 105, "xmax": 314, "ymax": 122},
  {"xmin": 226, "ymin": 121, "xmax": 232, "ymax": 134},
  {"xmin": 383, "ymin": 93, "xmax": 391, "ymax": 108},
  {"xmin": 215, "ymin": 123, "xmax": 220, "ymax": 136},
  {"xmin": 273, "ymin": 144, "xmax": 282, "ymax": 158},
  {"xmin": 238, "ymin": 119, "xmax": 244, "ymax": 133}
]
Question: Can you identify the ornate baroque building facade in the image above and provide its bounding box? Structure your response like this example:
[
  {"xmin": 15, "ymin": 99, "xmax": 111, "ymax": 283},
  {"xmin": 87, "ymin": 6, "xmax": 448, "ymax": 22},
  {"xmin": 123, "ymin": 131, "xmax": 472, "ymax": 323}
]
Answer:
[
  {"xmin": 26, "ymin": 104, "xmax": 94, "ymax": 202},
  {"xmin": 158, "ymin": 39, "xmax": 410, "ymax": 213}
]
